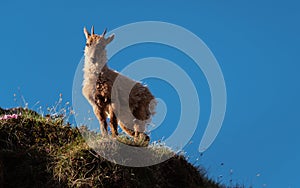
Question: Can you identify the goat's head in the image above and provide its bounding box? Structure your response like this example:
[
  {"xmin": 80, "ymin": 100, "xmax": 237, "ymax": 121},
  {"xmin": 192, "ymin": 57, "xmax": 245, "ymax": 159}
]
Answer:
[{"xmin": 84, "ymin": 26, "xmax": 114, "ymax": 48}]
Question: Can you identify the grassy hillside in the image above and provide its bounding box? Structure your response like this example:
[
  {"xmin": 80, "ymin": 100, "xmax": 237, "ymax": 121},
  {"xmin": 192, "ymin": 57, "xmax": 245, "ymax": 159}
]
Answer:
[{"xmin": 0, "ymin": 107, "xmax": 223, "ymax": 188}]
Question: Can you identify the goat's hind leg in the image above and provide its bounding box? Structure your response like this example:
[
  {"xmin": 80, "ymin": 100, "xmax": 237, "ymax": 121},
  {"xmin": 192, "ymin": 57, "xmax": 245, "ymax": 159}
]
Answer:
[
  {"xmin": 133, "ymin": 123, "xmax": 150, "ymax": 145},
  {"xmin": 119, "ymin": 121, "xmax": 135, "ymax": 137}
]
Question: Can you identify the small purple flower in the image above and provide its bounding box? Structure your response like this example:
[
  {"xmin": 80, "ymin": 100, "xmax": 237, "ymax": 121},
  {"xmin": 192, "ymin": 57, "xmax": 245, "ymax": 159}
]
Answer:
[{"xmin": 0, "ymin": 114, "xmax": 20, "ymax": 120}]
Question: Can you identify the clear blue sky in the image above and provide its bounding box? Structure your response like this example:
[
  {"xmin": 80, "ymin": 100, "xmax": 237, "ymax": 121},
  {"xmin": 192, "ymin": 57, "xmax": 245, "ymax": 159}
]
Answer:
[{"xmin": 1, "ymin": 0, "xmax": 300, "ymax": 187}]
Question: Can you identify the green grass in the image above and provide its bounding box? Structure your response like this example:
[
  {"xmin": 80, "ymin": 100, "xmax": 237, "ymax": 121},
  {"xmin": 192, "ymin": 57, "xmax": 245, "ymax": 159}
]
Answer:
[{"xmin": 0, "ymin": 107, "xmax": 224, "ymax": 188}]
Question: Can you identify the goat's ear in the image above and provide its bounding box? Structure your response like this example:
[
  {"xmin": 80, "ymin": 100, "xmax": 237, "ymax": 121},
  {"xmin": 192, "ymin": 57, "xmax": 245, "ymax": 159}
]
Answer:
[
  {"xmin": 105, "ymin": 34, "xmax": 115, "ymax": 44},
  {"xmin": 83, "ymin": 27, "xmax": 90, "ymax": 39}
]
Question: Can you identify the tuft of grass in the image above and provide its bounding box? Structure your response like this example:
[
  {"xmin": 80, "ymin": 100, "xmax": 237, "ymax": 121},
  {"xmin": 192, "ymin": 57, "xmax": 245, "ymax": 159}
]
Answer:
[
  {"xmin": 116, "ymin": 134, "xmax": 149, "ymax": 147},
  {"xmin": 0, "ymin": 107, "xmax": 224, "ymax": 188}
]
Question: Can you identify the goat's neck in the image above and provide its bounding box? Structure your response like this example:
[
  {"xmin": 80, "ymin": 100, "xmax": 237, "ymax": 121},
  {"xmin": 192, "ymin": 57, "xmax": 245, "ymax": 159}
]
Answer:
[{"xmin": 84, "ymin": 46, "xmax": 110, "ymax": 75}]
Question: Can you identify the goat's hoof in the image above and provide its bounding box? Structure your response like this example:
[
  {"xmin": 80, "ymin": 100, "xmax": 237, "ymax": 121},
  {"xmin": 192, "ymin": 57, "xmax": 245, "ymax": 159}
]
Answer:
[
  {"xmin": 111, "ymin": 133, "xmax": 118, "ymax": 139},
  {"xmin": 101, "ymin": 132, "xmax": 109, "ymax": 138}
]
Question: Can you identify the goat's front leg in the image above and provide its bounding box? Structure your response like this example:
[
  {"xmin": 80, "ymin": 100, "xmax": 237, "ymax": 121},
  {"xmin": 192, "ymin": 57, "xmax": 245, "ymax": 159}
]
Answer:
[
  {"xmin": 93, "ymin": 106, "xmax": 108, "ymax": 136},
  {"xmin": 109, "ymin": 105, "xmax": 118, "ymax": 138}
]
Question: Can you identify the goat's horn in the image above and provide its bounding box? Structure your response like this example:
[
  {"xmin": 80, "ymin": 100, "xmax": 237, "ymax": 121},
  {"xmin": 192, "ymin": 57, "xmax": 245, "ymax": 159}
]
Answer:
[
  {"xmin": 102, "ymin": 28, "xmax": 107, "ymax": 36},
  {"xmin": 83, "ymin": 27, "xmax": 90, "ymax": 39},
  {"xmin": 91, "ymin": 26, "xmax": 95, "ymax": 35}
]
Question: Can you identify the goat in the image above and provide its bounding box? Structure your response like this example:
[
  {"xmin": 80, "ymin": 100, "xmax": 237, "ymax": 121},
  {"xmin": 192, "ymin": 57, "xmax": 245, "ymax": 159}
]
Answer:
[{"xmin": 82, "ymin": 26, "xmax": 156, "ymax": 144}]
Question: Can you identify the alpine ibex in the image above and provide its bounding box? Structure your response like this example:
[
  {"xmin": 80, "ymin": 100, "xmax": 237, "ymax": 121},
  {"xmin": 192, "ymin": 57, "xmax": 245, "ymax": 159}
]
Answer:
[{"xmin": 82, "ymin": 26, "xmax": 156, "ymax": 144}]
